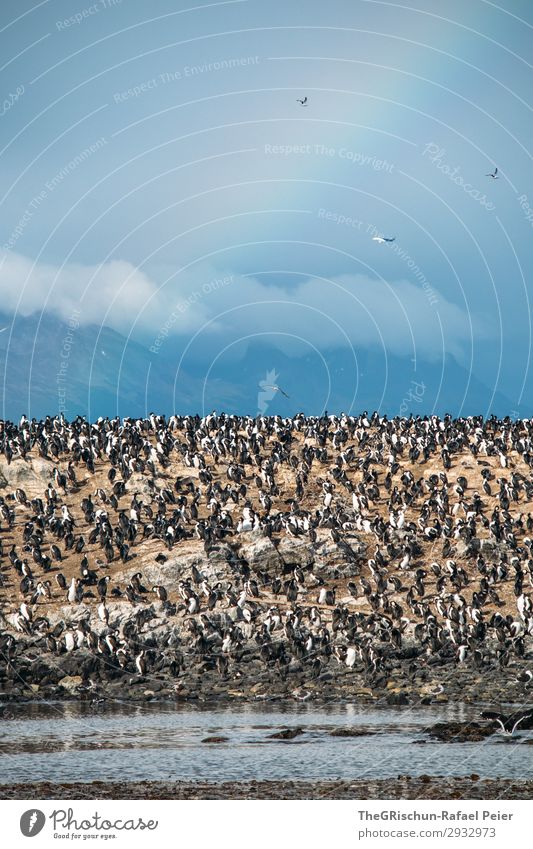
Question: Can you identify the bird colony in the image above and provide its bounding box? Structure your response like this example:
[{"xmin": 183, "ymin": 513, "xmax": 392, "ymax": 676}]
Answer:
[{"xmin": 0, "ymin": 411, "xmax": 532, "ymax": 704}]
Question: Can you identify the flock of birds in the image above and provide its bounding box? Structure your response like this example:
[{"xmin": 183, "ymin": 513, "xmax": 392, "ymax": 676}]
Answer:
[{"xmin": 0, "ymin": 411, "xmax": 531, "ymax": 733}]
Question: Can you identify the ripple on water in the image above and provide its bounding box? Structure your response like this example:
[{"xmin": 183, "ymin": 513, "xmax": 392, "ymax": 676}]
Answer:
[{"xmin": 0, "ymin": 702, "xmax": 531, "ymax": 784}]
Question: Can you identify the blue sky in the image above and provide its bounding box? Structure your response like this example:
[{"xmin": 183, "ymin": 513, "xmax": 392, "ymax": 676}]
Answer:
[{"xmin": 1, "ymin": 0, "xmax": 533, "ymax": 414}]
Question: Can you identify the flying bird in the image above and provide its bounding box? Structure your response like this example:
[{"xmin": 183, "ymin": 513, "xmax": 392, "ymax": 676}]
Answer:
[
  {"xmin": 262, "ymin": 384, "xmax": 290, "ymax": 398},
  {"xmin": 296, "ymin": 97, "xmax": 308, "ymax": 106},
  {"xmin": 481, "ymin": 708, "xmax": 533, "ymax": 735},
  {"xmin": 486, "ymin": 167, "xmax": 498, "ymax": 179},
  {"xmin": 372, "ymin": 235, "xmax": 395, "ymax": 244}
]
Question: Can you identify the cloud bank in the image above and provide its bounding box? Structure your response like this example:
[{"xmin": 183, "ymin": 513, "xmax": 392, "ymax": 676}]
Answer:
[{"xmin": 0, "ymin": 250, "xmax": 489, "ymax": 362}]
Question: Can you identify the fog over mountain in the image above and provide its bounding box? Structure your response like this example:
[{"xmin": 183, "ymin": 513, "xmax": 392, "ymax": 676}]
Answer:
[{"xmin": 0, "ymin": 312, "xmax": 518, "ymax": 422}]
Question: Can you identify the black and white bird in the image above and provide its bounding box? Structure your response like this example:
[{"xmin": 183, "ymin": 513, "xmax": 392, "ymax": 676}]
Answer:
[
  {"xmin": 296, "ymin": 97, "xmax": 308, "ymax": 106},
  {"xmin": 485, "ymin": 167, "xmax": 498, "ymax": 179},
  {"xmin": 516, "ymin": 670, "xmax": 533, "ymax": 684},
  {"xmin": 481, "ymin": 708, "xmax": 533, "ymax": 735},
  {"xmin": 372, "ymin": 235, "xmax": 395, "ymax": 244},
  {"xmin": 135, "ymin": 650, "xmax": 147, "ymax": 676}
]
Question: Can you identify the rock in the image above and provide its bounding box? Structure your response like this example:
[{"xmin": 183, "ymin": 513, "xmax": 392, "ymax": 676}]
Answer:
[
  {"xmin": 55, "ymin": 653, "xmax": 91, "ymax": 678},
  {"xmin": 146, "ymin": 680, "xmax": 166, "ymax": 692},
  {"xmin": 58, "ymin": 675, "xmax": 83, "ymax": 693},
  {"xmin": 27, "ymin": 660, "xmax": 52, "ymax": 683},
  {"xmin": 0, "ymin": 458, "xmax": 55, "ymax": 493},
  {"xmin": 426, "ymin": 722, "xmax": 492, "ymax": 743},
  {"xmin": 277, "ymin": 537, "xmax": 315, "ymax": 568},
  {"xmin": 386, "ymin": 692, "xmax": 409, "ymax": 705},
  {"xmin": 268, "ymin": 727, "xmax": 305, "ymax": 740},
  {"xmin": 201, "ymin": 736, "xmax": 229, "ymax": 744},
  {"xmin": 475, "ymin": 539, "xmax": 508, "ymax": 561},
  {"xmin": 330, "ymin": 728, "xmax": 375, "ymax": 737},
  {"xmin": 238, "ymin": 535, "xmax": 281, "ymax": 571},
  {"xmin": 206, "ymin": 544, "xmax": 235, "ymax": 568},
  {"xmin": 118, "ymin": 548, "xmax": 220, "ymax": 593},
  {"xmin": 315, "ymin": 538, "xmax": 367, "ymax": 578},
  {"xmin": 126, "ymin": 471, "xmax": 167, "ymax": 498}
]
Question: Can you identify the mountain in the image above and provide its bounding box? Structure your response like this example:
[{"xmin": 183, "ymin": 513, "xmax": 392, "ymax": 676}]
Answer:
[
  {"xmin": 181, "ymin": 340, "xmax": 520, "ymax": 418},
  {"xmin": 0, "ymin": 313, "xmax": 522, "ymax": 420}
]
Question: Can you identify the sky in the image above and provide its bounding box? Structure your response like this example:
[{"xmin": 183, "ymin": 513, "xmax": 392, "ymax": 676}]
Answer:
[{"xmin": 1, "ymin": 0, "xmax": 533, "ymax": 416}]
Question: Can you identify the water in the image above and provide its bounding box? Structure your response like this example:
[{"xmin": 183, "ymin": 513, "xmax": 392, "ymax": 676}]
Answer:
[{"xmin": 0, "ymin": 701, "xmax": 531, "ymax": 784}]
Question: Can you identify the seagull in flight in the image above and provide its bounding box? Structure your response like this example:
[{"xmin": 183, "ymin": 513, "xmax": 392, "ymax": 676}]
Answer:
[
  {"xmin": 372, "ymin": 235, "xmax": 395, "ymax": 244},
  {"xmin": 296, "ymin": 97, "xmax": 308, "ymax": 106},
  {"xmin": 481, "ymin": 708, "xmax": 533, "ymax": 736},
  {"xmin": 486, "ymin": 167, "xmax": 498, "ymax": 179},
  {"xmin": 262, "ymin": 384, "xmax": 290, "ymax": 398}
]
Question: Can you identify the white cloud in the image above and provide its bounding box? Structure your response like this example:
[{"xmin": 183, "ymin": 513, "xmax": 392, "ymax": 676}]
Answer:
[
  {"xmin": 0, "ymin": 250, "xmax": 160, "ymax": 331},
  {"xmin": 0, "ymin": 250, "xmax": 487, "ymax": 361}
]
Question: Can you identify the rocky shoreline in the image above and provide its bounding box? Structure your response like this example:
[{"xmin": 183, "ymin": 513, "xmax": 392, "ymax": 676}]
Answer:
[
  {"xmin": 1, "ymin": 524, "xmax": 530, "ymax": 709},
  {"xmin": 0, "ymin": 654, "xmax": 529, "ymax": 707},
  {"xmin": 1, "ymin": 777, "xmax": 532, "ymax": 800}
]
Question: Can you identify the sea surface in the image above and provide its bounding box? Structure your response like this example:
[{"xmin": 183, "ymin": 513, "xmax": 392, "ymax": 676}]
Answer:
[{"xmin": 0, "ymin": 701, "xmax": 531, "ymax": 784}]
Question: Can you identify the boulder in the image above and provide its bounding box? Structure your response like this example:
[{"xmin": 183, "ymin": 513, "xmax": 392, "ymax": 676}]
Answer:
[
  {"xmin": 0, "ymin": 458, "xmax": 55, "ymax": 493},
  {"xmin": 117, "ymin": 549, "xmax": 216, "ymax": 593},
  {"xmin": 277, "ymin": 536, "xmax": 315, "ymax": 567},
  {"xmin": 58, "ymin": 675, "xmax": 83, "ymax": 693},
  {"xmin": 238, "ymin": 534, "xmax": 281, "ymax": 571}
]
